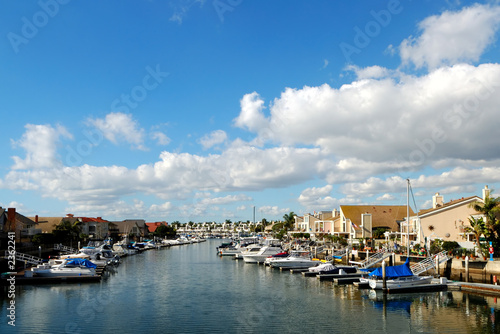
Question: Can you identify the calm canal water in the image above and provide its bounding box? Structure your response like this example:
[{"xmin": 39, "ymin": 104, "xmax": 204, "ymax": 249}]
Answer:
[{"xmin": 2, "ymin": 239, "xmax": 500, "ymax": 333}]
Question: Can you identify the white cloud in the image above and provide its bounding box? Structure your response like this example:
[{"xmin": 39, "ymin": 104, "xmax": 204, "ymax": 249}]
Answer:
[
  {"xmin": 199, "ymin": 130, "xmax": 228, "ymax": 149},
  {"xmin": 259, "ymin": 205, "xmax": 290, "ymax": 217},
  {"xmin": 298, "ymin": 185, "xmax": 337, "ymax": 210},
  {"xmin": 151, "ymin": 131, "xmax": 171, "ymax": 146},
  {"xmin": 377, "ymin": 193, "xmax": 395, "ymax": 201},
  {"xmin": 233, "ymin": 92, "xmax": 268, "ymax": 133},
  {"xmin": 399, "ymin": 4, "xmax": 500, "ymax": 70},
  {"xmin": 88, "ymin": 112, "xmax": 146, "ymax": 150},
  {"xmin": 235, "ymin": 63, "xmax": 500, "ymax": 166},
  {"xmin": 10, "ymin": 124, "xmax": 72, "ymax": 170},
  {"xmin": 199, "ymin": 194, "xmax": 252, "ymax": 205},
  {"xmin": 345, "ymin": 65, "xmax": 392, "ymax": 80}
]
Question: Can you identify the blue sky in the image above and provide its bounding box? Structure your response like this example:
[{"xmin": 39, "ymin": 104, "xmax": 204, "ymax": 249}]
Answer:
[{"xmin": 1, "ymin": 0, "xmax": 500, "ymax": 223}]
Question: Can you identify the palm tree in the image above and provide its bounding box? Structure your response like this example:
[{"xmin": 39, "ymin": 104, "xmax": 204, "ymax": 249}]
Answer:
[
  {"xmin": 464, "ymin": 216, "xmax": 486, "ymax": 257},
  {"xmin": 283, "ymin": 212, "xmax": 296, "ymax": 232},
  {"xmin": 54, "ymin": 219, "xmax": 81, "ymax": 243},
  {"xmin": 469, "ymin": 193, "xmax": 500, "ymax": 238}
]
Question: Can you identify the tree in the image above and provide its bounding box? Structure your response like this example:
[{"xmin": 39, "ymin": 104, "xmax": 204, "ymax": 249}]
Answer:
[
  {"xmin": 464, "ymin": 216, "xmax": 487, "ymax": 257},
  {"xmin": 469, "ymin": 193, "xmax": 500, "ymax": 249},
  {"xmin": 373, "ymin": 227, "xmax": 388, "ymax": 239},
  {"xmin": 154, "ymin": 224, "xmax": 176, "ymax": 239},
  {"xmin": 53, "ymin": 219, "xmax": 81, "ymax": 243},
  {"xmin": 283, "ymin": 212, "xmax": 296, "ymax": 232}
]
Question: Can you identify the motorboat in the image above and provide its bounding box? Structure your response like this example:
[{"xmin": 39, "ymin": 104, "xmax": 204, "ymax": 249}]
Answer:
[
  {"xmin": 31, "ymin": 258, "xmax": 97, "ymax": 277},
  {"xmin": 270, "ymin": 250, "xmax": 321, "ymax": 269},
  {"xmin": 219, "ymin": 237, "xmax": 261, "ymax": 256},
  {"xmin": 367, "ymin": 259, "xmax": 433, "ymax": 289},
  {"xmin": 308, "ymin": 262, "xmax": 358, "ymax": 275},
  {"xmin": 264, "ymin": 251, "xmax": 289, "ymax": 266},
  {"xmin": 242, "ymin": 239, "xmax": 283, "ymax": 263},
  {"xmin": 236, "ymin": 244, "xmax": 263, "ymax": 260}
]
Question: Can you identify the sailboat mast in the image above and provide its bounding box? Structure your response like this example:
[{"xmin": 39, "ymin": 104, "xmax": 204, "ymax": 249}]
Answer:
[{"xmin": 407, "ymin": 178, "xmax": 410, "ymax": 258}]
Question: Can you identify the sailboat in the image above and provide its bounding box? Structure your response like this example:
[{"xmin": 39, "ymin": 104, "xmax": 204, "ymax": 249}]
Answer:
[
  {"xmin": 367, "ymin": 258, "xmax": 433, "ymax": 289},
  {"xmin": 367, "ymin": 179, "xmax": 433, "ymax": 289}
]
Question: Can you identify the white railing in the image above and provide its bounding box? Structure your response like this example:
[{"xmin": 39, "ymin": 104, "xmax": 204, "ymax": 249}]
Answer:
[
  {"xmin": 54, "ymin": 243, "xmax": 78, "ymax": 254},
  {"xmin": 411, "ymin": 250, "xmax": 449, "ymax": 275},
  {"xmin": 350, "ymin": 249, "xmax": 392, "ymax": 269},
  {"xmin": 4, "ymin": 251, "xmax": 43, "ymax": 265}
]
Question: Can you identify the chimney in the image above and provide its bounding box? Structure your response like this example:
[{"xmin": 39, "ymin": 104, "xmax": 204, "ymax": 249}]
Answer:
[
  {"xmin": 7, "ymin": 208, "xmax": 16, "ymax": 232},
  {"xmin": 35, "ymin": 215, "xmax": 38, "ymax": 223},
  {"xmin": 433, "ymin": 193, "xmax": 443, "ymax": 208},
  {"xmin": 483, "ymin": 185, "xmax": 490, "ymax": 201}
]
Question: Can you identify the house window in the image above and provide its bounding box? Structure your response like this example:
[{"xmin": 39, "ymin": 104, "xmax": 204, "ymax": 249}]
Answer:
[{"xmin": 89, "ymin": 226, "xmax": 96, "ymax": 233}]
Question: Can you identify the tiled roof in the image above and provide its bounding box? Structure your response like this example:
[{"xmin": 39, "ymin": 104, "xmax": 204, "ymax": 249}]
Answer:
[
  {"xmin": 146, "ymin": 222, "xmax": 167, "ymax": 232},
  {"xmin": 340, "ymin": 205, "xmax": 414, "ymax": 231}
]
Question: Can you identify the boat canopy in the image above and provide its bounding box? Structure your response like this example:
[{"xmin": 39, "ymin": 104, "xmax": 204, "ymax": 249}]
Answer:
[
  {"xmin": 368, "ymin": 259, "xmax": 413, "ymax": 279},
  {"xmin": 66, "ymin": 258, "xmax": 97, "ymax": 269}
]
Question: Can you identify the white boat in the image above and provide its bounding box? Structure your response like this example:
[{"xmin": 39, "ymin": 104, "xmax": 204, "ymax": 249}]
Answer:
[
  {"xmin": 308, "ymin": 262, "xmax": 358, "ymax": 275},
  {"xmin": 367, "ymin": 258, "xmax": 433, "ymax": 289},
  {"xmin": 236, "ymin": 244, "xmax": 263, "ymax": 259},
  {"xmin": 242, "ymin": 239, "xmax": 283, "ymax": 263},
  {"xmin": 368, "ymin": 275, "xmax": 433, "ymax": 289},
  {"xmin": 219, "ymin": 237, "xmax": 261, "ymax": 256},
  {"xmin": 270, "ymin": 250, "xmax": 321, "ymax": 269},
  {"xmin": 31, "ymin": 258, "xmax": 97, "ymax": 277}
]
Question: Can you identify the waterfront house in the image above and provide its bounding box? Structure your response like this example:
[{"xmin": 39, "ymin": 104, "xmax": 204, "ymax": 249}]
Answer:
[
  {"xmin": 112, "ymin": 219, "xmax": 148, "ymax": 240},
  {"xmin": 339, "ymin": 205, "xmax": 413, "ymax": 245},
  {"xmin": 414, "ymin": 186, "xmax": 489, "ymax": 250},
  {"xmin": 30, "ymin": 216, "xmax": 67, "ymax": 234},
  {"xmin": 294, "ymin": 211, "xmax": 338, "ymax": 239},
  {"xmin": 0, "ymin": 207, "xmax": 40, "ymax": 244},
  {"xmin": 79, "ymin": 216, "xmax": 112, "ymax": 240}
]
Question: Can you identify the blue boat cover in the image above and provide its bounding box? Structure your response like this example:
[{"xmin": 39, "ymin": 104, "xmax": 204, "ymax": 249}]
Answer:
[
  {"xmin": 368, "ymin": 259, "xmax": 413, "ymax": 278},
  {"xmin": 66, "ymin": 258, "xmax": 97, "ymax": 269}
]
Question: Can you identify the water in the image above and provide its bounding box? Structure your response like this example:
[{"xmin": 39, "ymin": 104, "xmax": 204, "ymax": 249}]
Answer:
[{"xmin": 2, "ymin": 239, "xmax": 500, "ymax": 333}]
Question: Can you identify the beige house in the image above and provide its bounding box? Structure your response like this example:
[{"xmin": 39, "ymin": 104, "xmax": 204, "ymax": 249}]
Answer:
[
  {"xmin": 294, "ymin": 210, "xmax": 338, "ymax": 238},
  {"xmin": 339, "ymin": 205, "xmax": 414, "ymax": 242},
  {"xmin": 415, "ymin": 186, "xmax": 490, "ymax": 249}
]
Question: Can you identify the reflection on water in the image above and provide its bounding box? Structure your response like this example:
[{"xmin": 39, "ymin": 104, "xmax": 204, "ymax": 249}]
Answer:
[{"xmin": 1, "ymin": 240, "xmax": 500, "ymax": 333}]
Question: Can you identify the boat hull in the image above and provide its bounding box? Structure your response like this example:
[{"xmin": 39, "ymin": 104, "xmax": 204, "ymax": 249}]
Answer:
[{"xmin": 368, "ymin": 276, "xmax": 433, "ymax": 289}]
